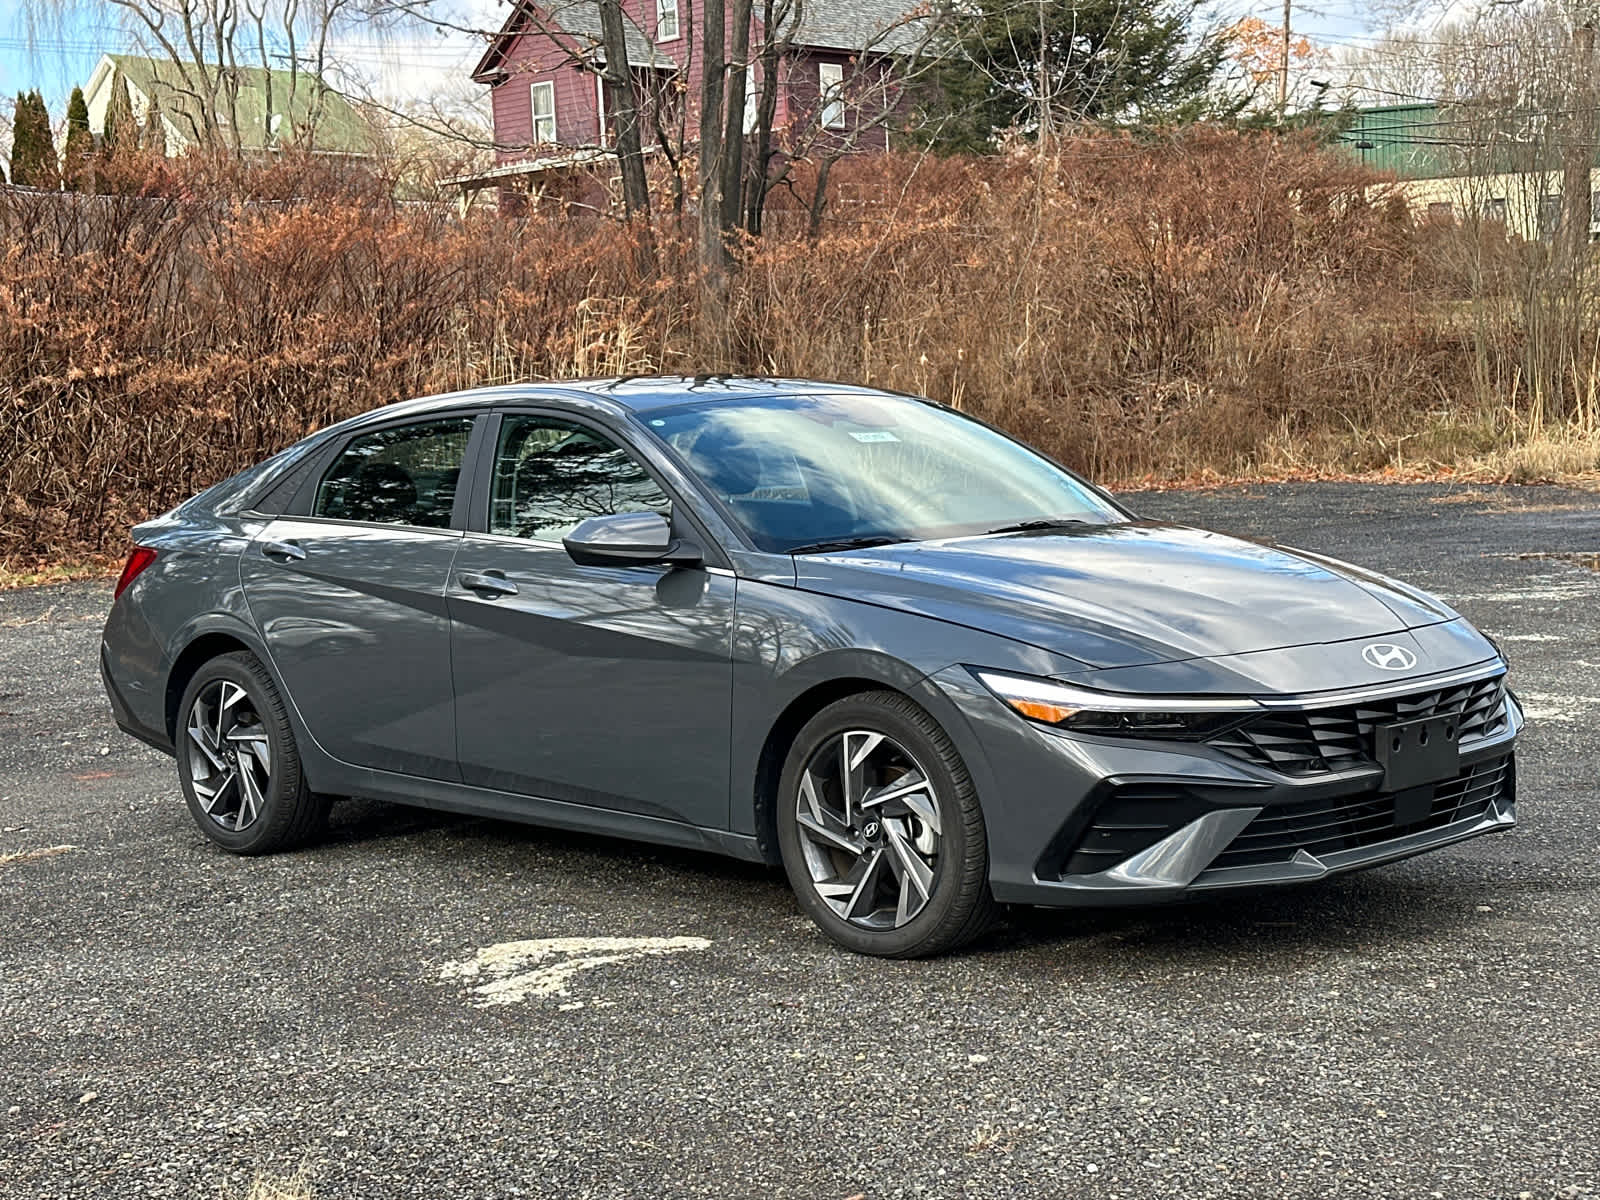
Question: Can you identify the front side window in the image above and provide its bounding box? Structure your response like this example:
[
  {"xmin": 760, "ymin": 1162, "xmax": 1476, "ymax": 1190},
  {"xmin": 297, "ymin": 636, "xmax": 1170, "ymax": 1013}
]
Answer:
[
  {"xmin": 313, "ymin": 417, "xmax": 474, "ymax": 529},
  {"xmin": 818, "ymin": 62, "xmax": 845, "ymax": 129},
  {"xmin": 656, "ymin": 0, "xmax": 679, "ymax": 41},
  {"xmin": 489, "ymin": 415, "xmax": 670, "ymax": 542},
  {"xmin": 530, "ymin": 81, "xmax": 557, "ymax": 143},
  {"xmin": 643, "ymin": 392, "xmax": 1122, "ymax": 554}
]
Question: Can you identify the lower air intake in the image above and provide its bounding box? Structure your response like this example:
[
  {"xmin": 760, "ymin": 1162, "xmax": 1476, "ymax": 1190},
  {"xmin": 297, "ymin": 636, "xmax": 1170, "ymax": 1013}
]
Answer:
[{"xmin": 1208, "ymin": 754, "xmax": 1514, "ymax": 871}]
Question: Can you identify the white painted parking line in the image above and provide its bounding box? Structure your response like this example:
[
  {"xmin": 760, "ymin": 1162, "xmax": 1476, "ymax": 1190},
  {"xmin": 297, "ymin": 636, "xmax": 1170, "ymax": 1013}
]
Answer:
[
  {"xmin": 1448, "ymin": 577, "xmax": 1599, "ymax": 605},
  {"xmin": 439, "ymin": 935, "xmax": 712, "ymax": 1007},
  {"xmin": 1515, "ymin": 692, "xmax": 1600, "ymax": 722}
]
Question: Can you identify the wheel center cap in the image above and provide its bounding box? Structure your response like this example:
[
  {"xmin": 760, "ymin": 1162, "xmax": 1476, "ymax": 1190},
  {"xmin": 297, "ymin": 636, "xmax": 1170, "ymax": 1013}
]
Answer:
[{"xmin": 861, "ymin": 820, "xmax": 881, "ymax": 842}]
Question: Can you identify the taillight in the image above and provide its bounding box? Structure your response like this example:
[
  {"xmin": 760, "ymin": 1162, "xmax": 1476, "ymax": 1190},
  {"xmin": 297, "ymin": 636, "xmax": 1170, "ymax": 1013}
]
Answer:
[{"xmin": 114, "ymin": 546, "xmax": 159, "ymax": 600}]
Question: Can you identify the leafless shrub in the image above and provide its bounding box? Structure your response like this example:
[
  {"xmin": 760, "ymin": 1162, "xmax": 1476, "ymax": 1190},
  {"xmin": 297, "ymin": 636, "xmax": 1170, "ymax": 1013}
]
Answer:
[{"xmin": 0, "ymin": 132, "xmax": 1591, "ymax": 568}]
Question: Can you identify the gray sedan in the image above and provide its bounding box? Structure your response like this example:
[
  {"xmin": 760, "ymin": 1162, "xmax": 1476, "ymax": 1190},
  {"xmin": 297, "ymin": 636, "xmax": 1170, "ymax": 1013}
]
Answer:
[{"xmin": 100, "ymin": 377, "xmax": 1522, "ymax": 956}]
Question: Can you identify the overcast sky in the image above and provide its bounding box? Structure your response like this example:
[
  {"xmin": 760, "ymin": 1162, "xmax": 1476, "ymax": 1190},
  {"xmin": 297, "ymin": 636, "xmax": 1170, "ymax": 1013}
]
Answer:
[{"xmin": 0, "ymin": 0, "xmax": 1461, "ymax": 122}]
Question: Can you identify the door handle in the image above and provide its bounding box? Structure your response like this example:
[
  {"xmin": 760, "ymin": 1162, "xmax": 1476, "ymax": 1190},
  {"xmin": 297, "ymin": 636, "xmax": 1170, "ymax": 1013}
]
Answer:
[
  {"xmin": 459, "ymin": 570, "xmax": 518, "ymax": 598},
  {"xmin": 261, "ymin": 539, "xmax": 306, "ymax": 562}
]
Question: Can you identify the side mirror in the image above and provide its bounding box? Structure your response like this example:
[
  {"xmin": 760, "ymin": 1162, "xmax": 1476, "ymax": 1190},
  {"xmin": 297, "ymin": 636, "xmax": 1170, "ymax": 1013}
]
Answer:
[{"xmin": 562, "ymin": 511, "xmax": 703, "ymax": 568}]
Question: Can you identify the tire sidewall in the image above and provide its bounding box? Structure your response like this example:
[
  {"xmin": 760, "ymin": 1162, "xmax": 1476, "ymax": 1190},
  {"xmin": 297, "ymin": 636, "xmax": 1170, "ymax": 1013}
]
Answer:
[
  {"xmin": 776, "ymin": 693, "xmax": 986, "ymax": 957},
  {"xmin": 175, "ymin": 653, "xmax": 303, "ymax": 854}
]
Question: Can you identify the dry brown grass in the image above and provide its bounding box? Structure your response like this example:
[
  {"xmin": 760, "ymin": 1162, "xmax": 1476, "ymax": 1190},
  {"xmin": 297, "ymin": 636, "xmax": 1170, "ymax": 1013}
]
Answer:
[
  {"xmin": 1472, "ymin": 432, "xmax": 1600, "ymax": 483},
  {"xmin": 223, "ymin": 1166, "xmax": 315, "ymax": 1200},
  {"xmin": 0, "ymin": 558, "xmax": 116, "ymax": 590},
  {"xmin": 0, "ymin": 845, "xmax": 78, "ymax": 867},
  {"xmin": 2, "ymin": 134, "xmax": 1596, "ymax": 568}
]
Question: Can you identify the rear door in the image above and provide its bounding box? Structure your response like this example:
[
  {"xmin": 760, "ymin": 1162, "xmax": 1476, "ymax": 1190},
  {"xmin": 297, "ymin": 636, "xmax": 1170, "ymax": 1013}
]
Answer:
[
  {"xmin": 241, "ymin": 414, "xmax": 480, "ymax": 780},
  {"xmin": 447, "ymin": 410, "xmax": 735, "ymax": 829}
]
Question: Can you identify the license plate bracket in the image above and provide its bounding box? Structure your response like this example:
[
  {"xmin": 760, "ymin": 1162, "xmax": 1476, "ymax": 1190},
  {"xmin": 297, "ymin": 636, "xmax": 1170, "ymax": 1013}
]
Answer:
[{"xmin": 1375, "ymin": 713, "xmax": 1461, "ymax": 793}]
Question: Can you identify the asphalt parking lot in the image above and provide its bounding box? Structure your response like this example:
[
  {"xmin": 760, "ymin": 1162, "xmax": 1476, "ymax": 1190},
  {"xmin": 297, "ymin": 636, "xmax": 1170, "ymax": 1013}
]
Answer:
[{"xmin": 2, "ymin": 481, "xmax": 1598, "ymax": 1200}]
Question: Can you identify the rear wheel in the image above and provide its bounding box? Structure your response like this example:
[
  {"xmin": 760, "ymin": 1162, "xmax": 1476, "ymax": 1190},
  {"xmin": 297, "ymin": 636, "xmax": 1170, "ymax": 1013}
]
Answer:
[
  {"xmin": 176, "ymin": 651, "xmax": 329, "ymax": 855},
  {"xmin": 776, "ymin": 691, "xmax": 997, "ymax": 958}
]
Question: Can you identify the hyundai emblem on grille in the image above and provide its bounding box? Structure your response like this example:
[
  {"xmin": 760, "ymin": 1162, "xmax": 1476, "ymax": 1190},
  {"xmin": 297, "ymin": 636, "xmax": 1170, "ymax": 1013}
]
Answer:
[{"xmin": 1362, "ymin": 643, "xmax": 1419, "ymax": 670}]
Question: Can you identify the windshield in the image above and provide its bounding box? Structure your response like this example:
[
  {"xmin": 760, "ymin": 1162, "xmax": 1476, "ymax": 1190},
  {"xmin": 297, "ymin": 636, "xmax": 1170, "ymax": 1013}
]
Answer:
[{"xmin": 639, "ymin": 392, "xmax": 1124, "ymax": 554}]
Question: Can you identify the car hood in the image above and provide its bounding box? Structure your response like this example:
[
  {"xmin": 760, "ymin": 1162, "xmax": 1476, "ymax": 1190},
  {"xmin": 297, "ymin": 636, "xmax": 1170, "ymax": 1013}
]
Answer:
[{"xmin": 791, "ymin": 521, "xmax": 1459, "ymax": 670}]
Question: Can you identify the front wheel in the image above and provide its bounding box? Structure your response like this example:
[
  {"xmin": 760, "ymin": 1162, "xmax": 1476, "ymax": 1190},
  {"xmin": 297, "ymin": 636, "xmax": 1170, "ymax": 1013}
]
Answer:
[
  {"xmin": 175, "ymin": 650, "xmax": 330, "ymax": 855},
  {"xmin": 776, "ymin": 691, "xmax": 998, "ymax": 958}
]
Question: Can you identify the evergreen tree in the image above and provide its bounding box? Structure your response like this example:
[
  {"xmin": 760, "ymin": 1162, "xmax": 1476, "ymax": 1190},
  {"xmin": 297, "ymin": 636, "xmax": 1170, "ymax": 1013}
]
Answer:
[
  {"xmin": 917, "ymin": 0, "xmax": 1237, "ymax": 152},
  {"xmin": 9, "ymin": 91, "xmax": 59, "ymax": 190},
  {"xmin": 101, "ymin": 68, "xmax": 136, "ymax": 157},
  {"xmin": 62, "ymin": 86, "xmax": 93, "ymax": 190},
  {"xmin": 139, "ymin": 93, "xmax": 167, "ymax": 154},
  {"xmin": 5, "ymin": 93, "xmax": 23, "ymax": 186}
]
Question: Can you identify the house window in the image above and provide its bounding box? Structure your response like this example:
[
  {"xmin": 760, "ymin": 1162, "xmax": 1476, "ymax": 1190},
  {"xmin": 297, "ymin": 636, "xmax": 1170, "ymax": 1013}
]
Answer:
[
  {"xmin": 657, "ymin": 0, "xmax": 679, "ymax": 42},
  {"xmin": 529, "ymin": 81, "xmax": 557, "ymax": 144},
  {"xmin": 818, "ymin": 62, "xmax": 845, "ymax": 130},
  {"xmin": 1426, "ymin": 201, "xmax": 1454, "ymax": 222},
  {"xmin": 1484, "ymin": 197, "xmax": 1507, "ymax": 224}
]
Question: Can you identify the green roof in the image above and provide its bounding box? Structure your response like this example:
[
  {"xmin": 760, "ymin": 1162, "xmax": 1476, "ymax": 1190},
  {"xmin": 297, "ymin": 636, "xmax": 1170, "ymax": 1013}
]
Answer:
[
  {"xmin": 1338, "ymin": 101, "xmax": 1600, "ymax": 181},
  {"xmin": 107, "ymin": 53, "xmax": 375, "ymax": 156},
  {"xmin": 1337, "ymin": 104, "xmax": 1455, "ymax": 180}
]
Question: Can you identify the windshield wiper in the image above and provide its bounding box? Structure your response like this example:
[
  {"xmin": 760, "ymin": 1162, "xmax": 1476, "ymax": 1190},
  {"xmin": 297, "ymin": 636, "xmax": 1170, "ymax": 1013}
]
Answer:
[
  {"xmin": 984, "ymin": 517, "xmax": 1093, "ymax": 535},
  {"xmin": 786, "ymin": 535, "xmax": 910, "ymax": 556}
]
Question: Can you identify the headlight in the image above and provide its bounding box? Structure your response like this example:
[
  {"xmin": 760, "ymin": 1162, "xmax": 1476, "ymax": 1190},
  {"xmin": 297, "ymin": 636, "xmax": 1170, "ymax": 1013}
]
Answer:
[{"xmin": 975, "ymin": 670, "xmax": 1262, "ymax": 739}]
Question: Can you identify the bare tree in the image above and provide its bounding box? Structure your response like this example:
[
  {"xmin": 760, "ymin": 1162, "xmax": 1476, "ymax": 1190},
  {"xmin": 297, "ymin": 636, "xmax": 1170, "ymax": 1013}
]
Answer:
[
  {"xmin": 596, "ymin": 0, "xmax": 652, "ymax": 222},
  {"xmin": 1335, "ymin": 29, "xmax": 1442, "ymax": 105},
  {"xmin": 1371, "ymin": 1, "xmax": 1600, "ymax": 425},
  {"xmin": 698, "ymin": 0, "xmax": 728, "ymax": 273}
]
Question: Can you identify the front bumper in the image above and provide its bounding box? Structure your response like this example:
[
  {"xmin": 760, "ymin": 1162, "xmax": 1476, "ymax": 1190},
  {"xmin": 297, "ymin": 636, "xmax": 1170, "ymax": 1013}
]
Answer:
[{"xmin": 930, "ymin": 666, "xmax": 1521, "ymax": 907}]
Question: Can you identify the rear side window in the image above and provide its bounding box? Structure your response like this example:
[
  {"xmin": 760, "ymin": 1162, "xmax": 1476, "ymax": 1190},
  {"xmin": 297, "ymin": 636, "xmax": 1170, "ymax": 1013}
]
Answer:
[
  {"xmin": 313, "ymin": 417, "xmax": 474, "ymax": 528},
  {"xmin": 251, "ymin": 446, "xmax": 324, "ymax": 514}
]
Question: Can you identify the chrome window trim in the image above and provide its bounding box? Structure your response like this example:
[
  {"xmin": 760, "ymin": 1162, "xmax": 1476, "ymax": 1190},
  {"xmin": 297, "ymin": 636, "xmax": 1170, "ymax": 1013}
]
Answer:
[
  {"xmin": 465, "ymin": 529, "xmax": 566, "ymax": 550},
  {"xmin": 265, "ymin": 514, "xmax": 465, "ymax": 538}
]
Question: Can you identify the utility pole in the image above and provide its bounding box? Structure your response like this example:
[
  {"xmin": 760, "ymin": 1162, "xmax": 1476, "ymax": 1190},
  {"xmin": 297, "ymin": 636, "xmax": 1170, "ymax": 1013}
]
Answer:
[
  {"xmin": 1562, "ymin": 20, "xmax": 1596, "ymax": 266},
  {"xmin": 1278, "ymin": 0, "xmax": 1291, "ymax": 117}
]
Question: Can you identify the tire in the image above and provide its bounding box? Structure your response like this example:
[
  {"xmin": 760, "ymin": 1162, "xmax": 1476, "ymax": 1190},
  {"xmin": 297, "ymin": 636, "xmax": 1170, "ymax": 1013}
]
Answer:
[
  {"xmin": 174, "ymin": 650, "xmax": 330, "ymax": 855},
  {"xmin": 776, "ymin": 690, "xmax": 998, "ymax": 958}
]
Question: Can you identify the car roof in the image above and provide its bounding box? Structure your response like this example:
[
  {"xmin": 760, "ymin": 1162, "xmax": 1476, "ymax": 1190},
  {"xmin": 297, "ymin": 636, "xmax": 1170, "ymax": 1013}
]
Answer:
[
  {"xmin": 544, "ymin": 376, "xmax": 918, "ymax": 412},
  {"xmin": 340, "ymin": 375, "xmax": 922, "ymax": 430}
]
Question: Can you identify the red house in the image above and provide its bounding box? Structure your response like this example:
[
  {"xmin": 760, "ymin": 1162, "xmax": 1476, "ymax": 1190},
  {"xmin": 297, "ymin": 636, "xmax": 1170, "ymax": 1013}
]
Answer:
[{"xmin": 464, "ymin": 0, "xmax": 923, "ymax": 203}]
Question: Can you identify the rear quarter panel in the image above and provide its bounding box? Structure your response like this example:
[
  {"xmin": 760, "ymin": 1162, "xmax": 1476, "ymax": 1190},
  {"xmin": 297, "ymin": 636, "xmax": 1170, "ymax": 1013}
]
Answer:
[{"xmin": 102, "ymin": 510, "xmax": 267, "ymax": 747}]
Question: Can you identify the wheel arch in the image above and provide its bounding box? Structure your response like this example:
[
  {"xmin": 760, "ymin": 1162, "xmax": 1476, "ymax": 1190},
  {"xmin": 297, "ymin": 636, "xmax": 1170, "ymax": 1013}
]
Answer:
[
  {"xmin": 747, "ymin": 661, "xmax": 996, "ymax": 868},
  {"xmin": 163, "ymin": 631, "xmax": 260, "ymax": 744},
  {"xmin": 162, "ymin": 618, "xmax": 343, "ymax": 797}
]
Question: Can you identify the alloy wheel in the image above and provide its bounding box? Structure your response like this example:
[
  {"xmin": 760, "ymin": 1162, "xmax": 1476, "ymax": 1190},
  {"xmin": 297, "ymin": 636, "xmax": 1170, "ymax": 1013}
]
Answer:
[
  {"xmin": 794, "ymin": 730, "xmax": 943, "ymax": 930},
  {"xmin": 184, "ymin": 680, "xmax": 272, "ymax": 832}
]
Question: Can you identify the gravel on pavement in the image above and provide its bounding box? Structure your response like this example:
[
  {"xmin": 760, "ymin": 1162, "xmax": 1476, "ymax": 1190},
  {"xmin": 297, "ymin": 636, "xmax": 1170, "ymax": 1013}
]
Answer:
[{"xmin": 1, "ymin": 482, "xmax": 1597, "ymax": 1200}]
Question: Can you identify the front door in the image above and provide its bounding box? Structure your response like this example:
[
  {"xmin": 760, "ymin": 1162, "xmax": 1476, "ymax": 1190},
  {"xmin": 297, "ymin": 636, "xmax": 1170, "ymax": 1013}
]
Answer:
[
  {"xmin": 448, "ymin": 412, "xmax": 734, "ymax": 829},
  {"xmin": 241, "ymin": 415, "xmax": 476, "ymax": 780}
]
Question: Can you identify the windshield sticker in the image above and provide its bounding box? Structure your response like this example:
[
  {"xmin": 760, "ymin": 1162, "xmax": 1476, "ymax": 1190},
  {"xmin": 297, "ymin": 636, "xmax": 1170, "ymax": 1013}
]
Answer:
[{"xmin": 849, "ymin": 430, "xmax": 900, "ymax": 443}]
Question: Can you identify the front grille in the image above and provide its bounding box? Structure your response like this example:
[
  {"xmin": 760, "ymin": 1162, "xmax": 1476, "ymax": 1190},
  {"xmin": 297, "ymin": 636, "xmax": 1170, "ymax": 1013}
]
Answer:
[
  {"xmin": 1207, "ymin": 754, "xmax": 1513, "ymax": 871},
  {"xmin": 1206, "ymin": 673, "xmax": 1507, "ymax": 776}
]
